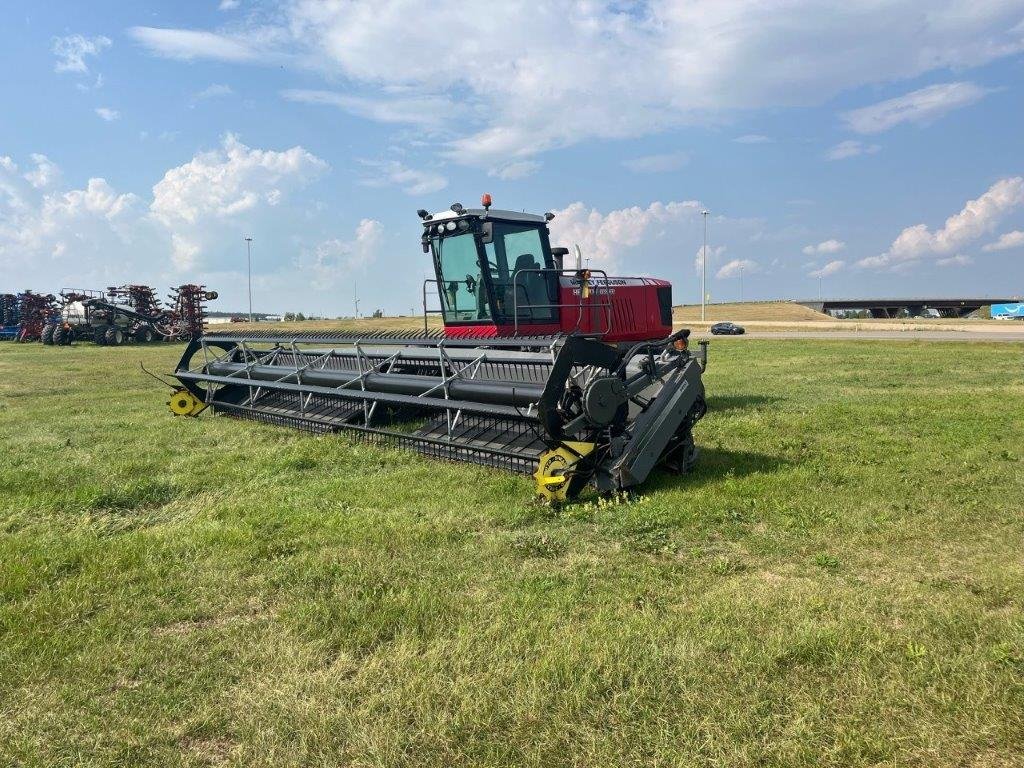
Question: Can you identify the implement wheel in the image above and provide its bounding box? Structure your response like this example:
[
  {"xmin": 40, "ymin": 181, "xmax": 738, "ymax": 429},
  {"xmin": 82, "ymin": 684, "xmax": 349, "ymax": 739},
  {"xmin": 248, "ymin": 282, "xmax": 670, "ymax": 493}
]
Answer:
[
  {"xmin": 52, "ymin": 325, "xmax": 70, "ymax": 346},
  {"xmin": 135, "ymin": 326, "xmax": 155, "ymax": 343},
  {"xmin": 104, "ymin": 327, "xmax": 124, "ymax": 346},
  {"xmin": 41, "ymin": 325, "xmax": 55, "ymax": 345}
]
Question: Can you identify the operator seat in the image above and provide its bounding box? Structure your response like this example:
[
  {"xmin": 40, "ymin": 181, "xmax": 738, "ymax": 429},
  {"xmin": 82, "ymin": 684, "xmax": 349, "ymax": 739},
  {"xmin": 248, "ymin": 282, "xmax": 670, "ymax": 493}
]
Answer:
[{"xmin": 511, "ymin": 253, "xmax": 551, "ymax": 321}]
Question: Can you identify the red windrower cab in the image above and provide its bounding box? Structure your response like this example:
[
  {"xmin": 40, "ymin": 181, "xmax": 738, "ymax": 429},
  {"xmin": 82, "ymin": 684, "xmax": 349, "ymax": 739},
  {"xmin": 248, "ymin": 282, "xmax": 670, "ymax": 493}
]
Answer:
[{"xmin": 422, "ymin": 196, "xmax": 674, "ymax": 343}]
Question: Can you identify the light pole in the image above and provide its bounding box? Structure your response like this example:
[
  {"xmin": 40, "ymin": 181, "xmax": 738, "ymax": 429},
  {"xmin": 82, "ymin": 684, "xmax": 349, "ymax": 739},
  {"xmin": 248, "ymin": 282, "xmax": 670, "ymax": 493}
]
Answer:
[
  {"xmin": 244, "ymin": 236, "xmax": 254, "ymax": 323},
  {"xmin": 740, "ymin": 263, "xmax": 744, "ymax": 302},
  {"xmin": 701, "ymin": 210, "xmax": 709, "ymax": 321},
  {"xmin": 818, "ymin": 275, "xmax": 822, "ymax": 301}
]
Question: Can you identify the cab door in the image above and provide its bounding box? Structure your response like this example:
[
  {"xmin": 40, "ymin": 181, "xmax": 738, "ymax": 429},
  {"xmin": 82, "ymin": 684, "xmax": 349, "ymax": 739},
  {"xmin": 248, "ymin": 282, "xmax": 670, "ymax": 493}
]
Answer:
[{"xmin": 484, "ymin": 223, "xmax": 560, "ymax": 328}]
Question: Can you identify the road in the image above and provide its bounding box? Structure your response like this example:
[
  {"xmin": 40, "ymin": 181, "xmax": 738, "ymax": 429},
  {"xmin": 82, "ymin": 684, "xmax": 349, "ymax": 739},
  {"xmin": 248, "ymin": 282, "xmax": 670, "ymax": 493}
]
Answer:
[{"xmin": 697, "ymin": 330, "xmax": 1024, "ymax": 342}]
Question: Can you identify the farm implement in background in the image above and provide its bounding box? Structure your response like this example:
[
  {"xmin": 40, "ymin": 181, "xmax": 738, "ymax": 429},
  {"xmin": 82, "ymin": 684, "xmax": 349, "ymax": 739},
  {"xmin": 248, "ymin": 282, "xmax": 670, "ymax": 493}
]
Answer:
[
  {"xmin": 3, "ymin": 291, "xmax": 59, "ymax": 342},
  {"xmin": 42, "ymin": 284, "xmax": 218, "ymax": 345},
  {"xmin": 0, "ymin": 293, "xmax": 20, "ymax": 340},
  {"xmin": 167, "ymin": 197, "xmax": 707, "ymax": 500}
]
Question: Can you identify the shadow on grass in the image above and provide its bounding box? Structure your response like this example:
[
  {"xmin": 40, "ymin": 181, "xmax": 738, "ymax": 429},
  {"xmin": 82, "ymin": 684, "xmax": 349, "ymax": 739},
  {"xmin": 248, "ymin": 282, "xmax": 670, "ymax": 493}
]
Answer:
[
  {"xmin": 705, "ymin": 393, "xmax": 779, "ymax": 413},
  {"xmin": 643, "ymin": 446, "xmax": 791, "ymax": 493}
]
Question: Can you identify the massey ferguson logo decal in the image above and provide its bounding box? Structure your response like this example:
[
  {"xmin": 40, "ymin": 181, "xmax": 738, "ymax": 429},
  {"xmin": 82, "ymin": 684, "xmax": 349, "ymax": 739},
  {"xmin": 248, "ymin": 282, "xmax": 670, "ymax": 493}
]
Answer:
[{"xmin": 569, "ymin": 277, "xmax": 628, "ymax": 287}]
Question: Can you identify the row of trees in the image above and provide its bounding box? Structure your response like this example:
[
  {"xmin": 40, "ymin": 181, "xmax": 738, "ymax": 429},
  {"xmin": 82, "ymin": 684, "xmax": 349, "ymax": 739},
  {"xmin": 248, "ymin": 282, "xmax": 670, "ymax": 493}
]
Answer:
[{"xmin": 281, "ymin": 309, "xmax": 384, "ymax": 321}]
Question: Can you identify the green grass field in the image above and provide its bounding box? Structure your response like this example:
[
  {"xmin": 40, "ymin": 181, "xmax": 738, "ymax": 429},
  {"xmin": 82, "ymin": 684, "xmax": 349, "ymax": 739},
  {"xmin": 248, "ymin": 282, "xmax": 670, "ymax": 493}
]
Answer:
[{"xmin": 1, "ymin": 339, "xmax": 1022, "ymax": 767}]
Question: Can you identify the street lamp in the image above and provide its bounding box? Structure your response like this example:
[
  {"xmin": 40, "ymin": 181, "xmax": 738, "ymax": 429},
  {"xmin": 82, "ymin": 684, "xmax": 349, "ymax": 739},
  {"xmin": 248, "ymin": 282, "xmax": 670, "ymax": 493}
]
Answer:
[
  {"xmin": 701, "ymin": 210, "xmax": 709, "ymax": 321},
  {"xmin": 244, "ymin": 236, "xmax": 254, "ymax": 323}
]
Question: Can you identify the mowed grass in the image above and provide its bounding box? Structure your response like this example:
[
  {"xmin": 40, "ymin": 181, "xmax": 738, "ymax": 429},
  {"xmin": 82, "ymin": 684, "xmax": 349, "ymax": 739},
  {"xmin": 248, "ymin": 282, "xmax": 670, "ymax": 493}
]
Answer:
[
  {"xmin": 1, "ymin": 339, "xmax": 1022, "ymax": 767},
  {"xmin": 674, "ymin": 300, "xmax": 830, "ymax": 322}
]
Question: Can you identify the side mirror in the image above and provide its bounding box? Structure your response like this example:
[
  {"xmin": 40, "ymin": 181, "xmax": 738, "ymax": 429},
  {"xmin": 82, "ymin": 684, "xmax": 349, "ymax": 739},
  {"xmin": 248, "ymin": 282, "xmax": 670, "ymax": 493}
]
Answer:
[{"xmin": 481, "ymin": 222, "xmax": 493, "ymax": 244}]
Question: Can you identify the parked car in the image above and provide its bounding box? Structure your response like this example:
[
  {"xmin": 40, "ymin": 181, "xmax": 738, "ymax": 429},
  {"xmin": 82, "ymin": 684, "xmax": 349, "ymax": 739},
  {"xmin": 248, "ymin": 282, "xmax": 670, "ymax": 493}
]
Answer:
[{"xmin": 710, "ymin": 321, "xmax": 745, "ymax": 335}]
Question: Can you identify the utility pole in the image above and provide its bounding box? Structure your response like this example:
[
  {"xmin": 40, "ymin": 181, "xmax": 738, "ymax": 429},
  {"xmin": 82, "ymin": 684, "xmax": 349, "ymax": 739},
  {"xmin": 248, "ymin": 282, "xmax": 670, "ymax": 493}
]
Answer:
[
  {"xmin": 740, "ymin": 263, "xmax": 744, "ymax": 302},
  {"xmin": 701, "ymin": 210, "xmax": 709, "ymax": 321},
  {"xmin": 354, "ymin": 281, "xmax": 360, "ymax": 319},
  {"xmin": 818, "ymin": 275, "xmax": 822, "ymax": 301},
  {"xmin": 244, "ymin": 236, "xmax": 254, "ymax": 323}
]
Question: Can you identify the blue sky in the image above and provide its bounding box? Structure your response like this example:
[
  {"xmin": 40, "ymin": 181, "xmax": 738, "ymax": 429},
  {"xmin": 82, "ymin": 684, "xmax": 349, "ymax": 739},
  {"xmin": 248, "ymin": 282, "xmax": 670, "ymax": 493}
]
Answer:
[{"xmin": 2, "ymin": 0, "xmax": 1023, "ymax": 316}]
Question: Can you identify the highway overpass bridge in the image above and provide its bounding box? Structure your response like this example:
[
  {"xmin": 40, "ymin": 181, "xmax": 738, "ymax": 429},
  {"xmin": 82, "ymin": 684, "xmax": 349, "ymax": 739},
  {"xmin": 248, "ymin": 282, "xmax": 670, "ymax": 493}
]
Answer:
[{"xmin": 797, "ymin": 297, "xmax": 1020, "ymax": 318}]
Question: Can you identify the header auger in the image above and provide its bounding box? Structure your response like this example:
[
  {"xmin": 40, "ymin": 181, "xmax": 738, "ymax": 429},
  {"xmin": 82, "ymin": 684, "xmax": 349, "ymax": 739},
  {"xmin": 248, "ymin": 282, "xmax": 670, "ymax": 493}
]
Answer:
[{"xmin": 167, "ymin": 197, "xmax": 707, "ymax": 501}]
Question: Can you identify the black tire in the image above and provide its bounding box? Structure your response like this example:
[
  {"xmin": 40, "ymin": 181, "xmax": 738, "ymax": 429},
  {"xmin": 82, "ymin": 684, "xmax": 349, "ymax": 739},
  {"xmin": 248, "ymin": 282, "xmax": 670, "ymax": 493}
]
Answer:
[
  {"xmin": 104, "ymin": 327, "xmax": 124, "ymax": 346},
  {"xmin": 41, "ymin": 324, "xmax": 56, "ymax": 345},
  {"xmin": 135, "ymin": 326, "xmax": 155, "ymax": 343},
  {"xmin": 52, "ymin": 325, "xmax": 68, "ymax": 346},
  {"xmin": 94, "ymin": 328, "xmax": 106, "ymax": 345}
]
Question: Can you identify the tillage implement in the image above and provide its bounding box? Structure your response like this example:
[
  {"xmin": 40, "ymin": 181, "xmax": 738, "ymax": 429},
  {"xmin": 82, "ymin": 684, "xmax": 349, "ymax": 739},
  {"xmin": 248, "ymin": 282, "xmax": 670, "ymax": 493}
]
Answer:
[{"xmin": 168, "ymin": 196, "xmax": 707, "ymax": 500}]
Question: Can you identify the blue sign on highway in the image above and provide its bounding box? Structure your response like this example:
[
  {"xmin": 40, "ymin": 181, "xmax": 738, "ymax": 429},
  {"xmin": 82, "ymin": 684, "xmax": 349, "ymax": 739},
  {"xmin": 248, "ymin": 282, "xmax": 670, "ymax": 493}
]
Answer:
[{"xmin": 991, "ymin": 303, "xmax": 1024, "ymax": 318}]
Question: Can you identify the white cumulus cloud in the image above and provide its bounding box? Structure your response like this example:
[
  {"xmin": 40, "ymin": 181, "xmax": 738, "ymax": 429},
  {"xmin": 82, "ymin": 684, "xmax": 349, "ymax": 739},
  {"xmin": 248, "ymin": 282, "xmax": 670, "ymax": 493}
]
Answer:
[
  {"xmin": 694, "ymin": 244, "xmax": 727, "ymax": 273},
  {"xmin": 135, "ymin": 1, "xmax": 1024, "ymax": 168},
  {"xmin": 95, "ymin": 107, "xmax": 120, "ymax": 121},
  {"xmin": 0, "ymin": 155, "xmax": 143, "ymax": 276},
  {"xmin": 858, "ymin": 177, "xmax": 1024, "ymax": 270},
  {"xmin": 808, "ymin": 259, "xmax": 846, "ymax": 278},
  {"xmin": 151, "ymin": 134, "xmax": 327, "ymax": 226},
  {"xmin": 299, "ymin": 219, "xmax": 384, "ymax": 289},
  {"xmin": 842, "ymin": 82, "xmax": 993, "ymax": 134},
  {"xmin": 23, "ymin": 154, "xmax": 62, "ymax": 189},
  {"xmin": 802, "ymin": 239, "xmax": 845, "ymax": 256},
  {"xmin": 549, "ymin": 200, "xmax": 702, "ymax": 270},
  {"xmin": 716, "ymin": 258, "xmax": 758, "ymax": 279},
  {"xmin": 982, "ymin": 230, "xmax": 1024, "ymax": 252}
]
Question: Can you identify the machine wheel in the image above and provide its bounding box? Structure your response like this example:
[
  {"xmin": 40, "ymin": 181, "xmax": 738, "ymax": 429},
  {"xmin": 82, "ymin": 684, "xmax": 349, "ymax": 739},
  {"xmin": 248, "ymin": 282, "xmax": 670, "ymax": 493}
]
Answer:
[
  {"xmin": 94, "ymin": 329, "xmax": 106, "ymax": 345},
  {"xmin": 41, "ymin": 324, "xmax": 56, "ymax": 345},
  {"xmin": 135, "ymin": 326, "xmax": 155, "ymax": 343},
  {"xmin": 104, "ymin": 327, "xmax": 124, "ymax": 346},
  {"xmin": 52, "ymin": 325, "xmax": 69, "ymax": 346}
]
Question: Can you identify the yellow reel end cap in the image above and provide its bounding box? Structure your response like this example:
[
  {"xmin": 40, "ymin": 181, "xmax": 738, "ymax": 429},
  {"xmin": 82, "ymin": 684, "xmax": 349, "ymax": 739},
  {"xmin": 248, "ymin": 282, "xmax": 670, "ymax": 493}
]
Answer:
[
  {"xmin": 168, "ymin": 388, "xmax": 206, "ymax": 416},
  {"xmin": 533, "ymin": 441, "xmax": 595, "ymax": 502}
]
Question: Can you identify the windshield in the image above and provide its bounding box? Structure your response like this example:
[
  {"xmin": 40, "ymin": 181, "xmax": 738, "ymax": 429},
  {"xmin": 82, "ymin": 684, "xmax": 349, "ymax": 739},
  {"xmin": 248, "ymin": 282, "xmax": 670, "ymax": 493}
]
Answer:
[{"xmin": 433, "ymin": 234, "xmax": 490, "ymax": 322}]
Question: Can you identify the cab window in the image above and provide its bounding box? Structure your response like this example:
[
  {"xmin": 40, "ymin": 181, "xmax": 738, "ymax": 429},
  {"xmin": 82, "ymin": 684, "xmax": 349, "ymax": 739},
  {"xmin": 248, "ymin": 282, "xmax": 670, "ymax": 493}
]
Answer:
[
  {"xmin": 489, "ymin": 224, "xmax": 557, "ymax": 323},
  {"xmin": 433, "ymin": 234, "xmax": 489, "ymax": 322}
]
